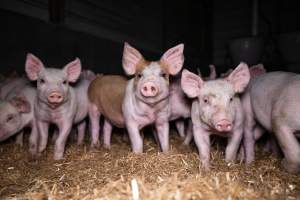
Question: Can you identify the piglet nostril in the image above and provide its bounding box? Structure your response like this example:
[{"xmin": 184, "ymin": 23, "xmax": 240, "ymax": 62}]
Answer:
[
  {"xmin": 151, "ymin": 86, "xmax": 156, "ymax": 92},
  {"xmin": 143, "ymin": 86, "xmax": 148, "ymax": 92}
]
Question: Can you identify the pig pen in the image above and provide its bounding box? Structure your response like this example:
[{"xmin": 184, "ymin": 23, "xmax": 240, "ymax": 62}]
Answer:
[{"xmin": 0, "ymin": 129, "xmax": 299, "ymax": 200}]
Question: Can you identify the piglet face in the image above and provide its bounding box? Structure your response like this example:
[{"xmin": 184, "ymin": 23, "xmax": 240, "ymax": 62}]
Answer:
[
  {"xmin": 0, "ymin": 97, "xmax": 30, "ymax": 141},
  {"xmin": 181, "ymin": 62, "xmax": 250, "ymax": 132},
  {"xmin": 25, "ymin": 54, "xmax": 81, "ymax": 108},
  {"xmin": 122, "ymin": 42, "xmax": 184, "ymax": 104},
  {"xmin": 134, "ymin": 62, "xmax": 170, "ymax": 104}
]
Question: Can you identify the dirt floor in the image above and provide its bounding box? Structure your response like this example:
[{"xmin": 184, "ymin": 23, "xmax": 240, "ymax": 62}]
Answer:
[{"xmin": 0, "ymin": 130, "xmax": 300, "ymax": 200}]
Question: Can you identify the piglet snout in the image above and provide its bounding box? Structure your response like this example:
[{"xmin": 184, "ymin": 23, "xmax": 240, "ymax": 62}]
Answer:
[
  {"xmin": 215, "ymin": 119, "xmax": 232, "ymax": 132},
  {"xmin": 48, "ymin": 92, "xmax": 63, "ymax": 103},
  {"xmin": 141, "ymin": 82, "xmax": 159, "ymax": 97}
]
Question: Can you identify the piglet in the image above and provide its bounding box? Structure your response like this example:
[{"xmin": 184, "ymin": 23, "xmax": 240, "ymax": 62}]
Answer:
[
  {"xmin": 25, "ymin": 54, "xmax": 89, "ymax": 160},
  {"xmin": 0, "ymin": 85, "xmax": 38, "ymax": 156},
  {"xmin": 242, "ymin": 70, "xmax": 300, "ymax": 173},
  {"xmin": 168, "ymin": 77, "xmax": 192, "ymax": 139},
  {"xmin": 0, "ymin": 77, "xmax": 29, "ymax": 100},
  {"xmin": 181, "ymin": 63, "xmax": 250, "ymax": 170},
  {"xmin": 88, "ymin": 74, "xmax": 127, "ymax": 148},
  {"xmin": 172, "ymin": 64, "xmax": 217, "ymax": 141},
  {"xmin": 122, "ymin": 42, "xmax": 184, "ymax": 153}
]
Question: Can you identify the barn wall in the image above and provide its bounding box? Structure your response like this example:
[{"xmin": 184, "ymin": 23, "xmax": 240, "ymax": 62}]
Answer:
[
  {"xmin": 0, "ymin": 0, "xmax": 212, "ymax": 76},
  {"xmin": 212, "ymin": 0, "xmax": 300, "ymax": 72},
  {"xmin": 0, "ymin": 0, "xmax": 163, "ymax": 75}
]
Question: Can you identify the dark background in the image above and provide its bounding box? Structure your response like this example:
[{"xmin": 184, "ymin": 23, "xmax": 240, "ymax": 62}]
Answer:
[{"xmin": 0, "ymin": 0, "xmax": 299, "ymax": 76}]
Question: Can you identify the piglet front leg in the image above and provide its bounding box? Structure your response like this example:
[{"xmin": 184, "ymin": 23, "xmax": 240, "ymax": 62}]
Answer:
[
  {"xmin": 193, "ymin": 125, "xmax": 211, "ymax": 170},
  {"xmin": 29, "ymin": 122, "xmax": 39, "ymax": 157},
  {"xmin": 127, "ymin": 122, "xmax": 143, "ymax": 153},
  {"xmin": 155, "ymin": 120, "xmax": 169, "ymax": 152},
  {"xmin": 225, "ymin": 127, "xmax": 243, "ymax": 162},
  {"xmin": 54, "ymin": 122, "xmax": 72, "ymax": 160},
  {"xmin": 183, "ymin": 120, "xmax": 193, "ymax": 145},
  {"xmin": 37, "ymin": 121, "xmax": 49, "ymax": 153}
]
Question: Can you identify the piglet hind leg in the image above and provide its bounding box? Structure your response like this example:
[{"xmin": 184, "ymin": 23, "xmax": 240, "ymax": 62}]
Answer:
[
  {"xmin": 77, "ymin": 121, "xmax": 86, "ymax": 145},
  {"xmin": 175, "ymin": 120, "xmax": 185, "ymax": 138},
  {"xmin": 155, "ymin": 121, "xmax": 170, "ymax": 153},
  {"xmin": 15, "ymin": 131, "xmax": 24, "ymax": 147},
  {"xmin": 273, "ymin": 123, "xmax": 300, "ymax": 173},
  {"xmin": 103, "ymin": 119, "xmax": 112, "ymax": 149},
  {"xmin": 183, "ymin": 120, "xmax": 193, "ymax": 145},
  {"xmin": 88, "ymin": 104, "xmax": 101, "ymax": 149},
  {"xmin": 242, "ymin": 93, "xmax": 256, "ymax": 164},
  {"xmin": 127, "ymin": 122, "xmax": 143, "ymax": 153}
]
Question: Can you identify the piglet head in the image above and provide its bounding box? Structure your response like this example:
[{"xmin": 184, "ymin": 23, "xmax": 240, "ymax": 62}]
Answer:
[
  {"xmin": 0, "ymin": 96, "xmax": 31, "ymax": 141},
  {"xmin": 181, "ymin": 62, "xmax": 250, "ymax": 132},
  {"xmin": 122, "ymin": 42, "xmax": 184, "ymax": 104},
  {"xmin": 25, "ymin": 53, "xmax": 81, "ymax": 108}
]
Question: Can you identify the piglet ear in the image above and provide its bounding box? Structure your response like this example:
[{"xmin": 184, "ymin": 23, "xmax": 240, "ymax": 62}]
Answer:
[
  {"xmin": 122, "ymin": 42, "xmax": 144, "ymax": 75},
  {"xmin": 25, "ymin": 53, "xmax": 45, "ymax": 81},
  {"xmin": 249, "ymin": 64, "xmax": 266, "ymax": 78},
  {"xmin": 161, "ymin": 44, "xmax": 184, "ymax": 75},
  {"xmin": 64, "ymin": 58, "xmax": 82, "ymax": 83},
  {"xmin": 226, "ymin": 62, "xmax": 250, "ymax": 93},
  {"xmin": 181, "ymin": 69, "xmax": 203, "ymax": 98},
  {"xmin": 220, "ymin": 68, "xmax": 233, "ymax": 78},
  {"xmin": 9, "ymin": 96, "xmax": 31, "ymax": 113},
  {"xmin": 81, "ymin": 69, "xmax": 96, "ymax": 81},
  {"xmin": 208, "ymin": 64, "xmax": 217, "ymax": 80}
]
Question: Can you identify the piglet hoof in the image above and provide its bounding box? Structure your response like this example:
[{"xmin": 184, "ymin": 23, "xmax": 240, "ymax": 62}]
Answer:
[
  {"xmin": 76, "ymin": 141, "xmax": 84, "ymax": 147},
  {"xmin": 28, "ymin": 152, "xmax": 42, "ymax": 161},
  {"xmin": 122, "ymin": 133, "xmax": 130, "ymax": 143},
  {"xmin": 90, "ymin": 142, "xmax": 101, "ymax": 149},
  {"xmin": 103, "ymin": 143, "xmax": 111, "ymax": 150},
  {"xmin": 281, "ymin": 159, "xmax": 300, "ymax": 173},
  {"xmin": 15, "ymin": 141, "xmax": 24, "ymax": 148},
  {"xmin": 89, "ymin": 143, "xmax": 101, "ymax": 152},
  {"xmin": 132, "ymin": 148, "xmax": 143, "ymax": 154},
  {"xmin": 182, "ymin": 139, "xmax": 189, "ymax": 146},
  {"xmin": 54, "ymin": 153, "xmax": 64, "ymax": 160},
  {"xmin": 178, "ymin": 144, "xmax": 192, "ymax": 153},
  {"xmin": 199, "ymin": 163, "xmax": 211, "ymax": 172}
]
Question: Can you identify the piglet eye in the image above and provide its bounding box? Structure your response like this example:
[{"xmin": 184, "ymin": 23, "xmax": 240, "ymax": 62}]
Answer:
[
  {"xmin": 161, "ymin": 73, "xmax": 168, "ymax": 79},
  {"xmin": 203, "ymin": 98, "xmax": 209, "ymax": 104},
  {"xmin": 6, "ymin": 115, "xmax": 14, "ymax": 122},
  {"xmin": 40, "ymin": 79, "xmax": 45, "ymax": 84},
  {"xmin": 137, "ymin": 73, "xmax": 142, "ymax": 78},
  {"xmin": 230, "ymin": 97, "xmax": 233, "ymax": 102},
  {"xmin": 63, "ymin": 80, "xmax": 67, "ymax": 85}
]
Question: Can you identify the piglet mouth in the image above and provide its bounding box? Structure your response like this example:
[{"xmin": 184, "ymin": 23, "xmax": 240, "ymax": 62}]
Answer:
[{"xmin": 0, "ymin": 132, "xmax": 9, "ymax": 141}]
